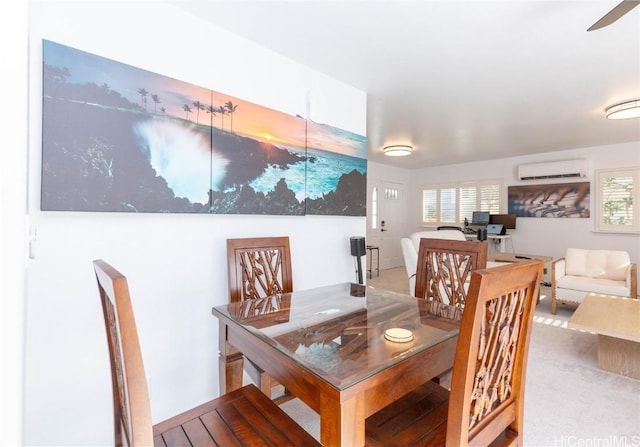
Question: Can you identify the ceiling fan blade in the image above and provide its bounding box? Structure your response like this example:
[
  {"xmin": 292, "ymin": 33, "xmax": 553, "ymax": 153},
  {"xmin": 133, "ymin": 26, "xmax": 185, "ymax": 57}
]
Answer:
[{"xmin": 587, "ymin": 0, "xmax": 640, "ymax": 31}]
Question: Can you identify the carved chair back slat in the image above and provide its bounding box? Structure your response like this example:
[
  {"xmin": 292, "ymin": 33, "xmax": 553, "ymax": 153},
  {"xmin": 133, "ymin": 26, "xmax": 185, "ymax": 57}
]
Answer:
[{"xmin": 415, "ymin": 238, "xmax": 488, "ymax": 307}]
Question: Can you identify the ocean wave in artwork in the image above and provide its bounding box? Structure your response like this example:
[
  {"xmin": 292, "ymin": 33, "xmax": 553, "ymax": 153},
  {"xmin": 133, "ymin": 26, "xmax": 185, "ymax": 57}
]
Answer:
[{"xmin": 134, "ymin": 120, "xmax": 229, "ymax": 204}]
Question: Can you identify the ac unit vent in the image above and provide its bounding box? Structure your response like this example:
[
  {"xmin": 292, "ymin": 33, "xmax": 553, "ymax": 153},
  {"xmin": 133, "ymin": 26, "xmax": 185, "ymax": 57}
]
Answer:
[{"xmin": 517, "ymin": 159, "xmax": 588, "ymax": 181}]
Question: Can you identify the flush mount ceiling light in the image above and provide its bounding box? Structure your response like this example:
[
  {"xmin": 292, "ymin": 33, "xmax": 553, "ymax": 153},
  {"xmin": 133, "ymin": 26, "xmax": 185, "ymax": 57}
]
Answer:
[
  {"xmin": 383, "ymin": 145, "xmax": 413, "ymax": 156},
  {"xmin": 605, "ymin": 99, "xmax": 640, "ymax": 120}
]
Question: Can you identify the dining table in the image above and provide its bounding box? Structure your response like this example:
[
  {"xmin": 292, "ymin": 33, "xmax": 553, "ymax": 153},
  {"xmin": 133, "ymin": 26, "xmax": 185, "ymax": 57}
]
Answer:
[{"xmin": 211, "ymin": 282, "xmax": 462, "ymax": 447}]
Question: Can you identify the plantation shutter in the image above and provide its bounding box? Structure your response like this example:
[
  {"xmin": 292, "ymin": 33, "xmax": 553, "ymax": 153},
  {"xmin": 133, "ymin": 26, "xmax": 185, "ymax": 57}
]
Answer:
[
  {"xmin": 596, "ymin": 168, "xmax": 639, "ymax": 233},
  {"xmin": 422, "ymin": 188, "xmax": 437, "ymax": 223},
  {"xmin": 421, "ymin": 178, "xmax": 504, "ymax": 227},
  {"xmin": 459, "ymin": 184, "xmax": 476, "ymax": 223},
  {"xmin": 440, "ymin": 187, "xmax": 457, "ymax": 223}
]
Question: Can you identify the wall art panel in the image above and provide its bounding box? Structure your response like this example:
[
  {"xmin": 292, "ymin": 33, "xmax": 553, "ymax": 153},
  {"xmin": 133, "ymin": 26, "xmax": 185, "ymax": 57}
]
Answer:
[
  {"xmin": 41, "ymin": 39, "xmax": 367, "ymax": 216},
  {"xmin": 508, "ymin": 182, "xmax": 590, "ymax": 218}
]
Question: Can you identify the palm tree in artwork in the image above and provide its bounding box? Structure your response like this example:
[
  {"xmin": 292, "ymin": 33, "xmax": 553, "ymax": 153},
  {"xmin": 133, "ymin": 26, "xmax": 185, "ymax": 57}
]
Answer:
[
  {"xmin": 137, "ymin": 88, "xmax": 148, "ymax": 110},
  {"xmin": 151, "ymin": 94, "xmax": 161, "ymax": 114},
  {"xmin": 43, "ymin": 63, "xmax": 71, "ymax": 106},
  {"xmin": 192, "ymin": 100, "xmax": 205, "ymax": 124},
  {"xmin": 217, "ymin": 106, "xmax": 228, "ymax": 131},
  {"xmin": 206, "ymin": 105, "xmax": 217, "ymax": 127},
  {"xmin": 225, "ymin": 101, "xmax": 238, "ymax": 133},
  {"xmin": 183, "ymin": 104, "xmax": 193, "ymax": 121}
]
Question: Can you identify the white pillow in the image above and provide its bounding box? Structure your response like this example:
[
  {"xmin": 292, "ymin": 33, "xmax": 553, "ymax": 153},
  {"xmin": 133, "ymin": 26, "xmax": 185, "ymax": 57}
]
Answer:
[
  {"xmin": 565, "ymin": 248, "xmax": 589, "ymax": 277},
  {"xmin": 564, "ymin": 248, "xmax": 630, "ymax": 281}
]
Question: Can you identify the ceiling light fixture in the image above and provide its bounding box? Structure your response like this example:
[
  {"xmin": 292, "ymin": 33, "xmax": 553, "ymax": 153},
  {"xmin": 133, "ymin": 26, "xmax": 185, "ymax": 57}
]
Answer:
[
  {"xmin": 383, "ymin": 145, "xmax": 413, "ymax": 156},
  {"xmin": 605, "ymin": 99, "xmax": 640, "ymax": 120}
]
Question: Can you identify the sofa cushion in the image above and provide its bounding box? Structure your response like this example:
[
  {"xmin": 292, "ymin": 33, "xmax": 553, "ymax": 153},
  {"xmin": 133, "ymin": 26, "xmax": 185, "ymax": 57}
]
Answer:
[
  {"xmin": 556, "ymin": 275, "xmax": 630, "ymax": 297},
  {"xmin": 564, "ymin": 248, "xmax": 630, "ymax": 281}
]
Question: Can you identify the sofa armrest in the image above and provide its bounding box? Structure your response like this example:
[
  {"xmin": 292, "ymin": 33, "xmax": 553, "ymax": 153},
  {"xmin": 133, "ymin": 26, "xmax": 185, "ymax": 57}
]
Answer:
[
  {"xmin": 628, "ymin": 263, "xmax": 637, "ymax": 298},
  {"xmin": 401, "ymin": 238, "xmax": 418, "ymax": 279},
  {"xmin": 550, "ymin": 257, "xmax": 566, "ymax": 315},
  {"xmin": 551, "ymin": 257, "xmax": 566, "ymax": 285}
]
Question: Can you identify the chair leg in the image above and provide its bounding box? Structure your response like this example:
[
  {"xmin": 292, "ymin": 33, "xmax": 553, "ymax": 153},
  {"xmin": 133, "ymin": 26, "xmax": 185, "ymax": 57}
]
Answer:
[
  {"xmin": 258, "ymin": 370, "xmax": 272, "ymax": 396},
  {"xmin": 246, "ymin": 358, "xmax": 295, "ymax": 404}
]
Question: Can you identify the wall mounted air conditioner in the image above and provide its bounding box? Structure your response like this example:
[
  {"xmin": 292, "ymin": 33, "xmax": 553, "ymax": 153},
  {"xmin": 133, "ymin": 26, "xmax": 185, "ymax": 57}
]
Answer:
[{"xmin": 517, "ymin": 159, "xmax": 588, "ymax": 181}]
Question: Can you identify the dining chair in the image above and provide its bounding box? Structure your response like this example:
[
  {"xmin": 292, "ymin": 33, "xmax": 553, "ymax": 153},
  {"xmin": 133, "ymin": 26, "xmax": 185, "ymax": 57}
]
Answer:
[
  {"xmin": 414, "ymin": 238, "xmax": 488, "ymax": 307},
  {"xmin": 93, "ymin": 259, "xmax": 320, "ymax": 447},
  {"xmin": 365, "ymin": 260, "xmax": 544, "ymax": 447},
  {"xmin": 226, "ymin": 236, "xmax": 293, "ymax": 402}
]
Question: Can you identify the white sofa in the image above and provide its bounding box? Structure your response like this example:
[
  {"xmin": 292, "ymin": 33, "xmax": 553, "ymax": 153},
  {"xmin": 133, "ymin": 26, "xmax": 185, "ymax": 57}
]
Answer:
[
  {"xmin": 551, "ymin": 248, "xmax": 638, "ymax": 314},
  {"xmin": 401, "ymin": 230, "xmax": 505, "ymax": 296}
]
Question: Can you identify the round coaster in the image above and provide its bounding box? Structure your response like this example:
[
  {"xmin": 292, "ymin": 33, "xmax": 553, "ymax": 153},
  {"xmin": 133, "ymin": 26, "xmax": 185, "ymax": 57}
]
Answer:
[{"xmin": 384, "ymin": 327, "xmax": 414, "ymax": 343}]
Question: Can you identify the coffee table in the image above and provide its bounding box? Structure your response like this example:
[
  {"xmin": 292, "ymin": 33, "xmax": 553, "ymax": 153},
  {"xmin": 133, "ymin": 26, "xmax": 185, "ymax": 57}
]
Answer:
[{"xmin": 568, "ymin": 293, "xmax": 640, "ymax": 379}]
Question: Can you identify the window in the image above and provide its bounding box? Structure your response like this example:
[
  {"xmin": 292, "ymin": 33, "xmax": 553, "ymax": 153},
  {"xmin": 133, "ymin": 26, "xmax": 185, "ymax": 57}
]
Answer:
[
  {"xmin": 371, "ymin": 186, "xmax": 378, "ymax": 229},
  {"xmin": 385, "ymin": 186, "xmax": 399, "ymax": 200},
  {"xmin": 595, "ymin": 167, "xmax": 639, "ymax": 233},
  {"xmin": 421, "ymin": 179, "xmax": 503, "ymax": 226}
]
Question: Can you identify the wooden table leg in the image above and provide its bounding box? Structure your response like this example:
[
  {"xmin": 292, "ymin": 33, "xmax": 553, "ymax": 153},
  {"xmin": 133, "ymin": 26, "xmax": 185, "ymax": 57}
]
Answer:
[
  {"xmin": 218, "ymin": 322, "xmax": 244, "ymax": 394},
  {"xmin": 320, "ymin": 392, "xmax": 365, "ymax": 447},
  {"xmin": 598, "ymin": 334, "xmax": 640, "ymax": 379}
]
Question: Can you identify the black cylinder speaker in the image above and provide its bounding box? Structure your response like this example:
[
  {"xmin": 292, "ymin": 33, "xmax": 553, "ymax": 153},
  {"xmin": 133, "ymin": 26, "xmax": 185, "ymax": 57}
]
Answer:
[
  {"xmin": 350, "ymin": 236, "xmax": 366, "ymax": 285},
  {"xmin": 350, "ymin": 236, "xmax": 366, "ymax": 256},
  {"xmin": 477, "ymin": 228, "xmax": 487, "ymax": 241}
]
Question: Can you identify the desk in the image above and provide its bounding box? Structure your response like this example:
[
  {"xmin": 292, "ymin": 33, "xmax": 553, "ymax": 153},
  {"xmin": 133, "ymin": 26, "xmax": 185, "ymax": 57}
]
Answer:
[
  {"xmin": 568, "ymin": 293, "xmax": 640, "ymax": 379},
  {"xmin": 464, "ymin": 233, "xmax": 511, "ymax": 252},
  {"xmin": 487, "ymin": 252, "xmax": 552, "ymax": 264},
  {"xmin": 212, "ymin": 283, "xmax": 461, "ymax": 447}
]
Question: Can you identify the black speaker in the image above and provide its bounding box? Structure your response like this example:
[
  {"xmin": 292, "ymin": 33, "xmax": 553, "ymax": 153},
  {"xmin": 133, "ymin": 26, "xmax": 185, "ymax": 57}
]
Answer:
[
  {"xmin": 350, "ymin": 236, "xmax": 366, "ymax": 256},
  {"xmin": 477, "ymin": 228, "xmax": 487, "ymax": 241}
]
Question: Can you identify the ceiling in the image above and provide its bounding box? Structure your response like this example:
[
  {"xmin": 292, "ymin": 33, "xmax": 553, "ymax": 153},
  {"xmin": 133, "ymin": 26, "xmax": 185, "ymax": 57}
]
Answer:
[{"xmin": 171, "ymin": 1, "xmax": 639, "ymax": 169}]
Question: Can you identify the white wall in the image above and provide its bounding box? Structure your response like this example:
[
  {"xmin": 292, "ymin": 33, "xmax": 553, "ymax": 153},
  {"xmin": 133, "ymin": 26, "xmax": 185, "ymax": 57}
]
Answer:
[
  {"xmin": 25, "ymin": 2, "xmax": 366, "ymax": 445},
  {"xmin": 1, "ymin": 2, "xmax": 28, "ymax": 445},
  {"xmin": 404, "ymin": 142, "xmax": 640, "ymax": 266}
]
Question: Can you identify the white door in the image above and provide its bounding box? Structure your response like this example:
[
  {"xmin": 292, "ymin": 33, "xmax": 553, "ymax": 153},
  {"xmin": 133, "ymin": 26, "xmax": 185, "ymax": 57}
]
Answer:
[{"xmin": 367, "ymin": 181, "xmax": 405, "ymax": 270}]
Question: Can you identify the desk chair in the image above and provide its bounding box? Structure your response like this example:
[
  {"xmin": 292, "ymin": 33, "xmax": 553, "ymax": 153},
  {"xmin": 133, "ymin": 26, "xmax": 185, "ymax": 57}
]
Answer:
[
  {"xmin": 226, "ymin": 236, "xmax": 293, "ymax": 402},
  {"xmin": 93, "ymin": 259, "xmax": 320, "ymax": 447},
  {"xmin": 366, "ymin": 260, "xmax": 544, "ymax": 446},
  {"xmin": 414, "ymin": 238, "xmax": 488, "ymax": 307}
]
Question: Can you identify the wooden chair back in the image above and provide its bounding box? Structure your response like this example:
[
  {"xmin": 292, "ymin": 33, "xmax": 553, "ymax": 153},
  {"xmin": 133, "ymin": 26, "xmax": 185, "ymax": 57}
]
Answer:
[
  {"xmin": 94, "ymin": 259, "xmax": 153, "ymax": 446},
  {"xmin": 227, "ymin": 236, "xmax": 293, "ymax": 303},
  {"xmin": 447, "ymin": 260, "xmax": 543, "ymax": 445},
  {"xmin": 414, "ymin": 238, "xmax": 488, "ymax": 306}
]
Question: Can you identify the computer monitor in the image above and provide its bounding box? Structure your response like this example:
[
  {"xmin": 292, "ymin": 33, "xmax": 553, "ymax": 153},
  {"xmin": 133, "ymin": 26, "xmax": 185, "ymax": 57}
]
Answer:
[
  {"xmin": 489, "ymin": 213, "xmax": 517, "ymax": 229},
  {"xmin": 471, "ymin": 211, "xmax": 490, "ymax": 225}
]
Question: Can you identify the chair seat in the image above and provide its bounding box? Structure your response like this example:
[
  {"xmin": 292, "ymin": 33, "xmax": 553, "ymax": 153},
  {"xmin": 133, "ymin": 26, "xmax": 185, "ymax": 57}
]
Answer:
[
  {"xmin": 365, "ymin": 382, "xmax": 516, "ymax": 447},
  {"xmin": 153, "ymin": 384, "xmax": 320, "ymax": 446},
  {"xmin": 366, "ymin": 381, "xmax": 449, "ymax": 446}
]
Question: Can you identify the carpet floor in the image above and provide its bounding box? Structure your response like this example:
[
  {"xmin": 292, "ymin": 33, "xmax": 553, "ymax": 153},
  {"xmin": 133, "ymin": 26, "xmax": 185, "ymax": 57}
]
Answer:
[{"xmin": 275, "ymin": 268, "xmax": 640, "ymax": 446}]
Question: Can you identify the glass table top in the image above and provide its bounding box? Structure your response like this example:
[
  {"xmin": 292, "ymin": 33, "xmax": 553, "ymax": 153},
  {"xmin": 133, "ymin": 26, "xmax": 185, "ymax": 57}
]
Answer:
[{"xmin": 213, "ymin": 283, "xmax": 462, "ymax": 390}]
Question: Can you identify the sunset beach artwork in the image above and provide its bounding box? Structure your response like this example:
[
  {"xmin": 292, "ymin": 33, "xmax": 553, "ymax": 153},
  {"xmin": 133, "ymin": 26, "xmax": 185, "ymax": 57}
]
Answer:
[{"xmin": 40, "ymin": 39, "xmax": 367, "ymax": 216}]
